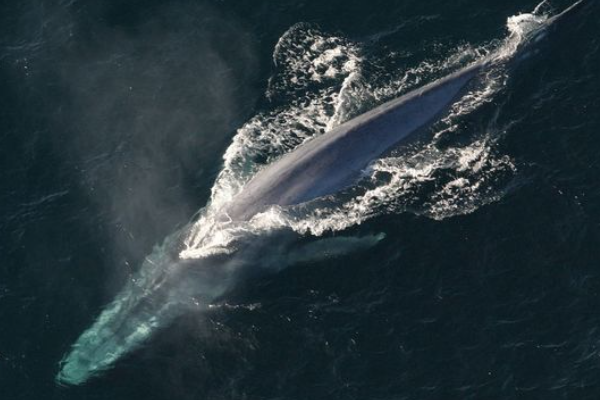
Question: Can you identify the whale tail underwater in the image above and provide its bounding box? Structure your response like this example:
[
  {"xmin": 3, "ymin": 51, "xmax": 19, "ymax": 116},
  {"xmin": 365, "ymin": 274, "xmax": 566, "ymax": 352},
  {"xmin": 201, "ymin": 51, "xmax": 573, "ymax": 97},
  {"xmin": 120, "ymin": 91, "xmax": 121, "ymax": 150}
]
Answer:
[{"xmin": 56, "ymin": 0, "xmax": 589, "ymax": 386}]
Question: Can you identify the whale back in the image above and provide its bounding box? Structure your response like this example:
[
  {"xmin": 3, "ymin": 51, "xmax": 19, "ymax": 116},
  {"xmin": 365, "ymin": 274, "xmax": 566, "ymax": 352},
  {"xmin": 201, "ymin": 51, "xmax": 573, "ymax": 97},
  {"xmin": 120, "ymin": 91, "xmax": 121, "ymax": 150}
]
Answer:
[{"xmin": 225, "ymin": 61, "xmax": 487, "ymax": 221}]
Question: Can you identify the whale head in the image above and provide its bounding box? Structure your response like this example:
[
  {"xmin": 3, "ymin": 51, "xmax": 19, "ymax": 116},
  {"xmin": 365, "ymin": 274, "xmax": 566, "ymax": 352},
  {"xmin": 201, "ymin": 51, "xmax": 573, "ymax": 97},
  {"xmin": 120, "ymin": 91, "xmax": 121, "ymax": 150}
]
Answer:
[{"xmin": 56, "ymin": 243, "xmax": 231, "ymax": 385}]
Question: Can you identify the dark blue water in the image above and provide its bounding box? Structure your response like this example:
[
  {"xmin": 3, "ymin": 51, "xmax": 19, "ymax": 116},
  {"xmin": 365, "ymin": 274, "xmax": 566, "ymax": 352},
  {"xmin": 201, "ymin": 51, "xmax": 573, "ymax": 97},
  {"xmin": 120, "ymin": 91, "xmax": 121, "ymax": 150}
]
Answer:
[{"xmin": 1, "ymin": 0, "xmax": 600, "ymax": 399}]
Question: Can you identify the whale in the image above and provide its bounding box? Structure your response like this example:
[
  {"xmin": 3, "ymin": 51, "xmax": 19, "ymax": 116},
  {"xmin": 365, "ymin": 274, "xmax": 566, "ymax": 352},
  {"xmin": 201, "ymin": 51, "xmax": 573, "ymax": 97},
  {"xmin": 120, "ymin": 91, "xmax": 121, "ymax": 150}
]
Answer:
[{"xmin": 56, "ymin": 0, "xmax": 587, "ymax": 386}]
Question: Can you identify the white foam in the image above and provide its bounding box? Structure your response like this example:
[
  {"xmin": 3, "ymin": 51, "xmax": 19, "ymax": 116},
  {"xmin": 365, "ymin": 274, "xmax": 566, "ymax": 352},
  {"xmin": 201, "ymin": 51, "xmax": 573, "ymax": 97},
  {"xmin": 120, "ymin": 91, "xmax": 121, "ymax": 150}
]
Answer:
[{"xmin": 181, "ymin": 3, "xmax": 552, "ymax": 259}]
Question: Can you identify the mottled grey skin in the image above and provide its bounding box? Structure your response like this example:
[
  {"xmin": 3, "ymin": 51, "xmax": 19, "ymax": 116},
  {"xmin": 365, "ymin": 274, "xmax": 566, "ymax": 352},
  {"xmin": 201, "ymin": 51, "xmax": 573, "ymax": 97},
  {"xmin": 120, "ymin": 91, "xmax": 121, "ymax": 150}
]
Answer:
[{"xmin": 225, "ymin": 61, "xmax": 487, "ymax": 220}]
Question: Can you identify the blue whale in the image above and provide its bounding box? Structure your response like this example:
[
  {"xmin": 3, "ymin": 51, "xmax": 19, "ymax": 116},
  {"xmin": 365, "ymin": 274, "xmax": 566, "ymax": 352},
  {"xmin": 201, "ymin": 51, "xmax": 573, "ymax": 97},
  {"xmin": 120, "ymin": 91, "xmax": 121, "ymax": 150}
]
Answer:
[{"xmin": 56, "ymin": 0, "xmax": 587, "ymax": 386}]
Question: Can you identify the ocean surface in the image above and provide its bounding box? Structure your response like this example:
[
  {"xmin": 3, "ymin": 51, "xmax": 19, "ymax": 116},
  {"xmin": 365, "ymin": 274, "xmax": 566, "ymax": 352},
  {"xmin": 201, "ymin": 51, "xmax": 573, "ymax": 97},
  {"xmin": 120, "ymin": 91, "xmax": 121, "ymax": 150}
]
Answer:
[{"xmin": 1, "ymin": 0, "xmax": 599, "ymax": 399}]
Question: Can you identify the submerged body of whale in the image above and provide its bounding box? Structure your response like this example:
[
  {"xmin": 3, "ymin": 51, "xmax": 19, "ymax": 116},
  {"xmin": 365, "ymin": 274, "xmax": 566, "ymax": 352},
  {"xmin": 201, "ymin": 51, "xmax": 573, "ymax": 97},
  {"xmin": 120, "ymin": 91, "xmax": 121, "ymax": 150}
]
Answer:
[{"xmin": 56, "ymin": 1, "xmax": 587, "ymax": 386}]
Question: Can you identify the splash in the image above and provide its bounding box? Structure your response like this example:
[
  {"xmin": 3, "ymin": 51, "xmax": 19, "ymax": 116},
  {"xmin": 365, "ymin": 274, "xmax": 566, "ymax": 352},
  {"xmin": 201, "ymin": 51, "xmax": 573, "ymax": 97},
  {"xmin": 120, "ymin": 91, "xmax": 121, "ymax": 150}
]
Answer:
[{"xmin": 181, "ymin": 7, "xmax": 550, "ymax": 258}]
